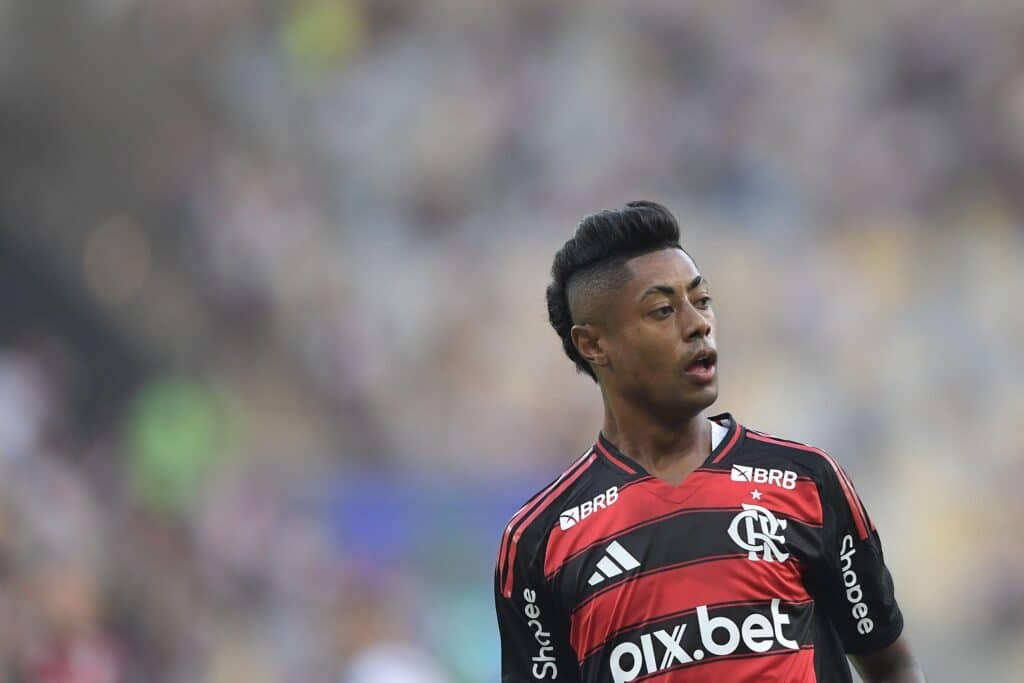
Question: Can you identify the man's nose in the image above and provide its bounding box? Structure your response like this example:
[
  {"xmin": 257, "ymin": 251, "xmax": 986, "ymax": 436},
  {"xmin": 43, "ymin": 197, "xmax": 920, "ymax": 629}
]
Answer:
[{"xmin": 681, "ymin": 304, "xmax": 711, "ymax": 341}]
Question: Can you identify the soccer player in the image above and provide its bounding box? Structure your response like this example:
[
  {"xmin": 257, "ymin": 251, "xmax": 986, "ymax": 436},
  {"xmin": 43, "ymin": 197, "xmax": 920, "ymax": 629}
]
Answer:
[{"xmin": 494, "ymin": 202, "xmax": 925, "ymax": 682}]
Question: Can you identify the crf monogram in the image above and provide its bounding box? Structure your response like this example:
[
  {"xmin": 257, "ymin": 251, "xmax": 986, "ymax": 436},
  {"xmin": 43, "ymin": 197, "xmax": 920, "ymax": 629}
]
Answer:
[{"xmin": 727, "ymin": 504, "xmax": 790, "ymax": 562}]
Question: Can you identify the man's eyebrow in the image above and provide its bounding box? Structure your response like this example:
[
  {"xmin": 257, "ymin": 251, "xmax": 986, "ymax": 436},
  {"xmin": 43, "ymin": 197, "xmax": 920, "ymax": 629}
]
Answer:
[
  {"xmin": 639, "ymin": 276, "xmax": 706, "ymax": 300},
  {"xmin": 640, "ymin": 284, "xmax": 675, "ymax": 300}
]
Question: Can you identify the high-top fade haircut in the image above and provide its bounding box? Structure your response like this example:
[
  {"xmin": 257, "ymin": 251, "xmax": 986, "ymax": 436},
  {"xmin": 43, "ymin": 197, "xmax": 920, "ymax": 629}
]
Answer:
[{"xmin": 546, "ymin": 200, "xmax": 682, "ymax": 382}]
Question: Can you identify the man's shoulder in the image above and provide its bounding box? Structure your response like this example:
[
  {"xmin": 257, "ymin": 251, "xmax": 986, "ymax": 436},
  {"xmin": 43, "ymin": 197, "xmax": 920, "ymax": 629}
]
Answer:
[
  {"xmin": 735, "ymin": 423, "xmax": 850, "ymax": 485},
  {"xmin": 495, "ymin": 447, "xmax": 609, "ymax": 597},
  {"xmin": 499, "ymin": 448, "xmax": 609, "ymax": 544},
  {"xmin": 735, "ymin": 423, "xmax": 878, "ymax": 541}
]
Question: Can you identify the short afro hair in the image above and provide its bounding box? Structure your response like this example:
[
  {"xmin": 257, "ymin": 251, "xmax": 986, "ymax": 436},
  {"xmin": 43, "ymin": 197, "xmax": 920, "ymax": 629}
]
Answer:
[{"xmin": 546, "ymin": 200, "xmax": 682, "ymax": 382}]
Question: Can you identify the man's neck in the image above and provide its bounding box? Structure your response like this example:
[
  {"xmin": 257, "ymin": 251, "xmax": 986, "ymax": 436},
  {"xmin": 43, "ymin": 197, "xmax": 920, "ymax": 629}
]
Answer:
[{"xmin": 600, "ymin": 395, "xmax": 712, "ymax": 486}]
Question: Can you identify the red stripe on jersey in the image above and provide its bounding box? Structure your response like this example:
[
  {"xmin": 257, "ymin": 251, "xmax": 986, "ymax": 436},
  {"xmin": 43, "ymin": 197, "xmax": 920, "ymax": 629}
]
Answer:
[
  {"xmin": 544, "ymin": 471, "xmax": 822, "ymax": 579},
  {"xmin": 746, "ymin": 432, "xmax": 870, "ymax": 541},
  {"xmin": 640, "ymin": 645, "xmax": 816, "ymax": 682},
  {"xmin": 570, "ymin": 555, "xmax": 810, "ymax": 657},
  {"xmin": 595, "ymin": 440, "xmax": 637, "ymax": 474},
  {"xmin": 709, "ymin": 422, "xmax": 742, "ymax": 464},
  {"xmin": 500, "ymin": 452, "xmax": 597, "ymax": 598},
  {"xmin": 726, "ymin": 472, "xmax": 823, "ymax": 529},
  {"xmin": 541, "ymin": 474, "xmax": 652, "ymax": 534}
]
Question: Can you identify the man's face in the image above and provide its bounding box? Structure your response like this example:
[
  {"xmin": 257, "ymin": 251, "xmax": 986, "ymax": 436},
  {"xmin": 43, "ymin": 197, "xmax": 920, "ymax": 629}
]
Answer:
[{"xmin": 595, "ymin": 248, "xmax": 718, "ymax": 417}]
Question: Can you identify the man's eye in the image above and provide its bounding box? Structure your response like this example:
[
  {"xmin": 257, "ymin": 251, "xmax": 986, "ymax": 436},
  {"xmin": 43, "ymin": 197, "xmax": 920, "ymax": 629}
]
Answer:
[
  {"xmin": 651, "ymin": 306, "xmax": 673, "ymax": 318},
  {"xmin": 696, "ymin": 296, "xmax": 713, "ymax": 309}
]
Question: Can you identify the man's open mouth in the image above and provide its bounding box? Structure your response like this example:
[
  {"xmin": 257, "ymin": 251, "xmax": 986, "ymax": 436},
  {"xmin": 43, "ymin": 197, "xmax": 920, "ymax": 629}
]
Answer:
[
  {"xmin": 684, "ymin": 348, "xmax": 717, "ymax": 383},
  {"xmin": 686, "ymin": 348, "xmax": 717, "ymax": 371}
]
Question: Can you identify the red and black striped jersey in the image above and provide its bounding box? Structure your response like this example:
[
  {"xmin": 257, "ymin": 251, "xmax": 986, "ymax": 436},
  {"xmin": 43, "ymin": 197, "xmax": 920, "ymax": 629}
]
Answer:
[{"xmin": 494, "ymin": 413, "xmax": 903, "ymax": 682}]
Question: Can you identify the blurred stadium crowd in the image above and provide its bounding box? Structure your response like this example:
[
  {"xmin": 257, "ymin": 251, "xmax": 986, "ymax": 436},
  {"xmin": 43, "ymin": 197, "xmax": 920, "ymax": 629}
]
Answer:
[{"xmin": 2, "ymin": 0, "xmax": 1024, "ymax": 680}]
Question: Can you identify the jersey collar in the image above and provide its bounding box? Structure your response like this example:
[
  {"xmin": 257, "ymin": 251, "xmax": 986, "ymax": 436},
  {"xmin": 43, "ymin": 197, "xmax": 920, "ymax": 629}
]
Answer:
[{"xmin": 595, "ymin": 412, "xmax": 743, "ymax": 477}]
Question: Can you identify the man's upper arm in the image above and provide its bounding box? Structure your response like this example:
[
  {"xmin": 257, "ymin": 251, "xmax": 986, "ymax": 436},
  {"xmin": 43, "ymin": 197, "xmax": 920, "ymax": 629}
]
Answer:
[
  {"xmin": 811, "ymin": 455, "xmax": 905, "ymax": 655},
  {"xmin": 494, "ymin": 538, "xmax": 580, "ymax": 682}
]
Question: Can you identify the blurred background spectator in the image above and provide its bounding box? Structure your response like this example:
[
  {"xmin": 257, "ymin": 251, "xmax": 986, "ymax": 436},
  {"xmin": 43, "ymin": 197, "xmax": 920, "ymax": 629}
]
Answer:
[{"xmin": 1, "ymin": 0, "xmax": 1023, "ymax": 680}]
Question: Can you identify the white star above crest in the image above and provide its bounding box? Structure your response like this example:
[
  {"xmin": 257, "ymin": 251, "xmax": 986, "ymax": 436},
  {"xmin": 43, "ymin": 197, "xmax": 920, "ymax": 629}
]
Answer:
[{"xmin": 750, "ymin": 489, "xmax": 763, "ymax": 500}]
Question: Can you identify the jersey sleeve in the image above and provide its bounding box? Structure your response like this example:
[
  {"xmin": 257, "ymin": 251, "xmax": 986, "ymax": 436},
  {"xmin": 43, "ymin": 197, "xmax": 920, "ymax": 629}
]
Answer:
[
  {"xmin": 494, "ymin": 536, "xmax": 580, "ymax": 682},
  {"xmin": 812, "ymin": 457, "xmax": 904, "ymax": 655}
]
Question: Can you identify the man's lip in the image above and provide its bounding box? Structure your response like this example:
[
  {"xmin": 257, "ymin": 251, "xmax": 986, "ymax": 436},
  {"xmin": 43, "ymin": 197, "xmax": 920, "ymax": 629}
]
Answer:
[
  {"xmin": 685, "ymin": 347, "xmax": 718, "ymax": 369},
  {"xmin": 684, "ymin": 362, "xmax": 717, "ymax": 384},
  {"xmin": 682, "ymin": 346, "xmax": 717, "ymax": 385}
]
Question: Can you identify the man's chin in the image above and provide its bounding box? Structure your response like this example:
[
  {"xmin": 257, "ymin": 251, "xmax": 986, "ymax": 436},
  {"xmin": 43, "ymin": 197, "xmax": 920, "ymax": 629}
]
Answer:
[
  {"xmin": 647, "ymin": 384, "xmax": 718, "ymax": 421},
  {"xmin": 681, "ymin": 382, "xmax": 719, "ymax": 413}
]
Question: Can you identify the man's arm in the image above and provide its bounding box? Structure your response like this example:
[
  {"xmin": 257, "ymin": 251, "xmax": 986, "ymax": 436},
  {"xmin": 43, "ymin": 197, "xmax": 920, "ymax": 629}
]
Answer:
[
  {"xmin": 807, "ymin": 451, "xmax": 925, "ymax": 679},
  {"xmin": 495, "ymin": 535, "xmax": 580, "ymax": 682},
  {"xmin": 850, "ymin": 635, "xmax": 926, "ymax": 683}
]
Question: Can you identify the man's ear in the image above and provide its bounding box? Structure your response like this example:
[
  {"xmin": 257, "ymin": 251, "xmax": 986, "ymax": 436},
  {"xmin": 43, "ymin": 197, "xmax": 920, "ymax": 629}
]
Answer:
[{"xmin": 571, "ymin": 323, "xmax": 608, "ymax": 368}]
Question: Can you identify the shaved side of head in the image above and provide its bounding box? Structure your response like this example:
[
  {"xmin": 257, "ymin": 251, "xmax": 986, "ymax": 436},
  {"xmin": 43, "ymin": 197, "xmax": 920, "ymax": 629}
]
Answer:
[
  {"xmin": 547, "ymin": 201, "xmax": 683, "ymax": 381},
  {"xmin": 565, "ymin": 258, "xmax": 636, "ymax": 328}
]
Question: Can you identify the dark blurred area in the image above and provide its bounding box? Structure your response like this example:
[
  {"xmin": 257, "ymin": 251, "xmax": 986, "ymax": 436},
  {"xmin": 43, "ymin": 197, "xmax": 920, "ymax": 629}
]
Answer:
[{"xmin": 1, "ymin": 1, "xmax": 1023, "ymax": 681}]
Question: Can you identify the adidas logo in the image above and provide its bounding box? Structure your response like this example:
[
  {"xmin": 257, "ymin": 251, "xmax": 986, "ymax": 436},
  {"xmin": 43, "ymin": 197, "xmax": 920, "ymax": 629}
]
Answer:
[{"xmin": 587, "ymin": 541, "xmax": 640, "ymax": 586}]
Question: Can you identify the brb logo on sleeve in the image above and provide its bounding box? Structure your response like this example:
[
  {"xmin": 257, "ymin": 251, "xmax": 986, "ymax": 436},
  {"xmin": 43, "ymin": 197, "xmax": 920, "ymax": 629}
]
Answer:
[
  {"xmin": 727, "ymin": 504, "xmax": 790, "ymax": 562},
  {"xmin": 559, "ymin": 487, "xmax": 618, "ymax": 531}
]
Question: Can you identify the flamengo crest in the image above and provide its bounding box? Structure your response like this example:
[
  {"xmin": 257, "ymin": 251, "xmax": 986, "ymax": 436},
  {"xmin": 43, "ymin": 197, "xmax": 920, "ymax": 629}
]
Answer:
[{"xmin": 727, "ymin": 503, "xmax": 790, "ymax": 562}]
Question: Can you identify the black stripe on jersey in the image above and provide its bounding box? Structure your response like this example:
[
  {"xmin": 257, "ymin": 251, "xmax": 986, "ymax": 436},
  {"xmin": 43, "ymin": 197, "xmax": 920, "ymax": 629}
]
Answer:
[
  {"xmin": 548, "ymin": 505, "xmax": 740, "ymax": 580},
  {"xmin": 579, "ymin": 599, "xmax": 816, "ymax": 681},
  {"xmin": 553, "ymin": 510, "xmax": 747, "ymax": 604},
  {"xmin": 551, "ymin": 510, "xmax": 823, "ymax": 607}
]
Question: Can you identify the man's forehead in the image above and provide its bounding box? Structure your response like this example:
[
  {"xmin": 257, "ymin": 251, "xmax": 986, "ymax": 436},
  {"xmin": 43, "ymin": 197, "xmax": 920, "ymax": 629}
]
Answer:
[
  {"xmin": 623, "ymin": 248, "xmax": 700, "ymax": 292},
  {"xmin": 567, "ymin": 247, "xmax": 699, "ymax": 324}
]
